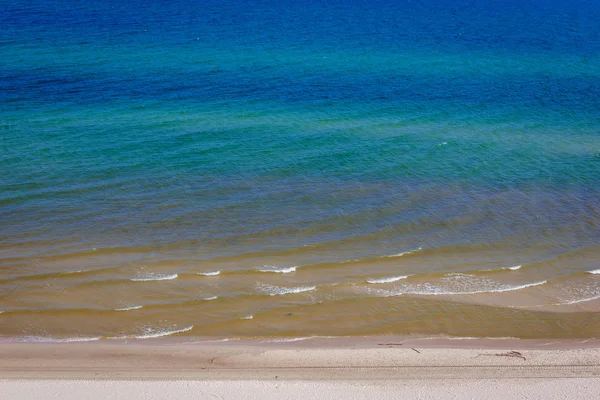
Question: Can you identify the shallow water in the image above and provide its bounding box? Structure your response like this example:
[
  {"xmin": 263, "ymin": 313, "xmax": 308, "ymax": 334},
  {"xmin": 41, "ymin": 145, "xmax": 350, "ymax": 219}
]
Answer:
[{"xmin": 1, "ymin": 0, "xmax": 600, "ymax": 341}]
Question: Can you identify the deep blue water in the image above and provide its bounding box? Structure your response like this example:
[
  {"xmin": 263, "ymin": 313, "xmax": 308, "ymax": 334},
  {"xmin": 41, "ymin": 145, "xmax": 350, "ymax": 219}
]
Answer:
[{"xmin": 1, "ymin": 0, "xmax": 600, "ymax": 261}]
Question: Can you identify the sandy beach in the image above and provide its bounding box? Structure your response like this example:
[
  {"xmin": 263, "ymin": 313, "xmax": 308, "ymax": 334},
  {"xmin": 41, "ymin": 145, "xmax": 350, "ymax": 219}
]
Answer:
[
  {"xmin": 3, "ymin": 378, "xmax": 600, "ymax": 400},
  {"xmin": 1, "ymin": 338, "xmax": 600, "ymax": 398},
  {"xmin": 4, "ymin": 0, "xmax": 600, "ymax": 398}
]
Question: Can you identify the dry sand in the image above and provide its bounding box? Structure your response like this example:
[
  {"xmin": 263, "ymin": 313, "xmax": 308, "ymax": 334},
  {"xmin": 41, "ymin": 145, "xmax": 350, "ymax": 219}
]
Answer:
[
  {"xmin": 3, "ymin": 379, "xmax": 600, "ymax": 400},
  {"xmin": 1, "ymin": 337, "xmax": 599, "ymax": 399}
]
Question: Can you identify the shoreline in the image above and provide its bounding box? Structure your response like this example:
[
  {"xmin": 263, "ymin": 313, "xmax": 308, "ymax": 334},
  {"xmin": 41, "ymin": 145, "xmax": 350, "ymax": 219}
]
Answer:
[{"xmin": 2, "ymin": 334, "xmax": 599, "ymax": 348}]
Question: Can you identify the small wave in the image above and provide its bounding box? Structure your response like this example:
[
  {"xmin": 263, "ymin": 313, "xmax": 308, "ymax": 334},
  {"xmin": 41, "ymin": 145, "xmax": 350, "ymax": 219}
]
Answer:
[
  {"xmin": 183, "ymin": 338, "xmax": 238, "ymax": 344},
  {"xmin": 588, "ymin": 269, "xmax": 600, "ymax": 274},
  {"xmin": 115, "ymin": 325, "xmax": 194, "ymax": 339},
  {"xmin": 384, "ymin": 247, "xmax": 423, "ymax": 258},
  {"xmin": 339, "ymin": 247, "xmax": 423, "ymax": 264},
  {"xmin": 55, "ymin": 336, "xmax": 102, "ymax": 342},
  {"xmin": 203, "ymin": 296, "xmax": 218, "ymax": 301},
  {"xmin": 130, "ymin": 273, "xmax": 178, "ymax": 282},
  {"xmin": 258, "ymin": 265, "xmax": 297, "ymax": 273},
  {"xmin": 62, "ymin": 269, "xmax": 91, "ymax": 274},
  {"xmin": 559, "ymin": 295, "xmax": 600, "ymax": 305},
  {"xmin": 370, "ymin": 280, "xmax": 547, "ymax": 297},
  {"xmin": 433, "ymin": 280, "xmax": 547, "ymax": 295},
  {"xmin": 16, "ymin": 336, "xmax": 101, "ymax": 343},
  {"xmin": 198, "ymin": 271, "xmax": 221, "ymax": 276},
  {"xmin": 479, "ymin": 265, "xmax": 522, "ymax": 272},
  {"xmin": 443, "ymin": 273, "xmax": 471, "ymax": 279},
  {"xmin": 366, "ymin": 275, "xmax": 409, "ymax": 284},
  {"xmin": 0, "ymin": 268, "xmax": 105, "ymax": 283},
  {"xmin": 258, "ymin": 284, "xmax": 316, "ymax": 296},
  {"xmin": 261, "ymin": 337, "xmax": 314, "ymax": 343},
  {"xmin": 115, "ymin": 305, "xmax": 143, "ymax": 311}
]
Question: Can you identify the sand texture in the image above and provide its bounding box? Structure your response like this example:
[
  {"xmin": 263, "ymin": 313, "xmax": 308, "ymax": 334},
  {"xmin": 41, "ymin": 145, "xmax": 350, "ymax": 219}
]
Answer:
[{"xmin": 2, "ymin": 340, "xmax": 600, "ymax": 398}]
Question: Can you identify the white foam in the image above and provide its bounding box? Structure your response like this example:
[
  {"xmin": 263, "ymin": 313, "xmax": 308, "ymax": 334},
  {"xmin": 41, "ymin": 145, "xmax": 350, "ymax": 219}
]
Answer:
[
  {"xmin": 19, "ymin": 336, "xmax": 101, "ymax": 343},
  {"xmin": 341, "ymin": 247, "xmax": 423, "ymax": 264},
  {"xmin": 370, "ymin": 280, "xmax": 547, "ymax": 297},
  {"xmin": 480, "ymin": 265, "xmax": 521, "ymax": 272},
  {"xmin": 55, "ymin": 336, "xmax": 102, "ymax": 342},
  {"xmin": 115, "ymin": 305, "xmax": 143, "ymax": 311},
  {"xmin": 366, "ymin": 275, "xmax": 409, "ymax": 284},
  {"xmin": 385, "ymin": 247, "xmax": 422, "ymax": 258},
  {"xmin": 261, "ymin": 337, "xmax": 314, "ymax": 343},
  {"xmin": 130, "ymin": 273, "xmax": 178, "ymax": 282},
  {"xmin": 125, "ymin": 325, "xmax": 194, "ymax": 339},
  {"xmin": 258, "ymin": 284, "xmax": 316, "ymax": 296},
  {"xmin": 199, "ymin": 271, "xmax": 221, "ymax": 276},
  {"xmin": 258, "ymin": 266, "xmax": 297, "ymax": 273},
  {"xmin": 559, "ymin": 295, "xmax": 600, "ymax": 305},
  {"xmin": 63, "ymin": 269, "xmax": 91, "ymax": 274},
  {"xmin": 184, "ymin": 338, "xmax": 238, "ymax": 344},
  {"xmin": 431, "ymin": 280, "xmax": 547, "ymax": 295},
  {"xmin": 203, "ymin": 296, "xmax": 218, "ymax": 301},
  {"xmin": 588, "ymin": 269, "xmax": 600, "ymax": 274}
]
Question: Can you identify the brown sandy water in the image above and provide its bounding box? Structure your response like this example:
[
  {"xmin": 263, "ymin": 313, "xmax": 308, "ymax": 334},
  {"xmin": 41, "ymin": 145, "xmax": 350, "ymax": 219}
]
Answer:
[{"xmin": 1, "ymin": 242, "xmax": 599, "ymax": 342}]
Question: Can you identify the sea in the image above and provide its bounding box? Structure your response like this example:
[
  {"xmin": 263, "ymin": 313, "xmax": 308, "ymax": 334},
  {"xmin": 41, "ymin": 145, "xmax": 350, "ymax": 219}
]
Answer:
[{"xmin": 1, "ymin": 0, "xmax": 600, "ymax": 342}]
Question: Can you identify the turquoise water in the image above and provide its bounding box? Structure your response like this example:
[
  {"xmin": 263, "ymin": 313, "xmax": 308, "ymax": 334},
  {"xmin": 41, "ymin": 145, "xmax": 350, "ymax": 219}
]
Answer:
[{"xmin": 1, "ymin": 0, "xmax": 600, "ymax": 340}]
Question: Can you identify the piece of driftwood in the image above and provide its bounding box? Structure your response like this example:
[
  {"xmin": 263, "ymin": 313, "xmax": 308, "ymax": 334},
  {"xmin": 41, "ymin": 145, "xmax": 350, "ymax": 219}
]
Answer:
[{"xmin": 476, "ymin": 351, "xmax": 526, "ymax": 360}]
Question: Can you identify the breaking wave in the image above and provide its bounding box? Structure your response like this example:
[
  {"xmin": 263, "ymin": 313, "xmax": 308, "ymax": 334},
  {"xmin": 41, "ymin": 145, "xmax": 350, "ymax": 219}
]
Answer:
[
  {"xmin": 366, "ymin": 275, "xmax": 409, "ymax": 284},
  {"xmin": 130, "ymin": 273, "xmax": 178, "ymax": 282},
  {"xmin": 258, "ymin": 284, "xmax": 316, "ymax": 296},
  {"xmin": 261, "ymin": 337, "xmax": 315, "ymax": 343},
  {"xmin": 198, "ymin": 271, "xmax": 221, "ymax": 276},
  {"xmin": 258, "ymin": 266, "xmax": 297, "ymax": 273},
  {"xmin": 113, "ymin": 325, "xmax": 194, "ymax": 339},
  {"xmin": 384, "ymin": 247, "xmax": 423, "ymax": 258},
  {"xmin": 115, "ymin": 305, "xmax": 143, "ymax": 311},
  {"xmin": 588, "ymin": 269, "xmax": 600, "ymax": 274},
  {"xmin": 13, "ymin": 336, "xmax": 101, "ymax": 343},
  {"xmin": 559, "ymin": 295, "xmax": 600, "ymax": 305},
  {"xmin": 367, "ymin": 280, "xmax": 547, "ymax": 297},
  {"xmin": 479, "ymin": 265, "xmax": 522, "ymax": 272}
]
